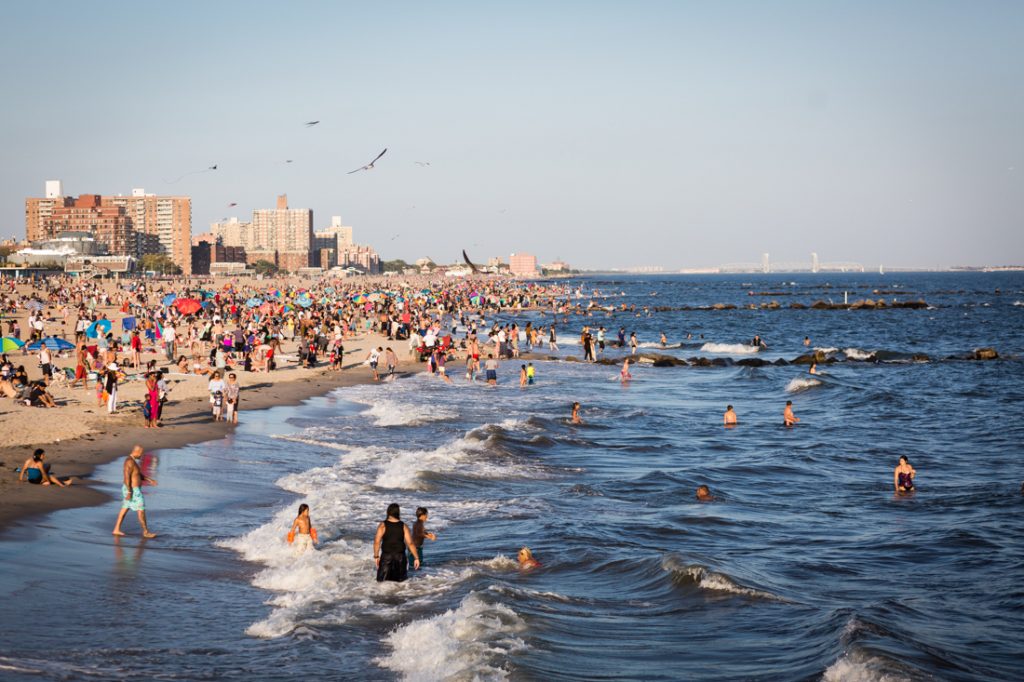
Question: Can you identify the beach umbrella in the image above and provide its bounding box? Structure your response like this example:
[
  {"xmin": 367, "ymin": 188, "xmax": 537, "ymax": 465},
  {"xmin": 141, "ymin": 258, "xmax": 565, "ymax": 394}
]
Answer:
[
  {"xmin": 86, "ymin": 319, "xmax": 113, "ymax": 338},
  {"xmin": 26, "ymin": 300, "xmax": 44, "ymax": 312},
  {"xmin": 174, "ymin": 298, "xmax": 202, "ymax": 315},
  {"xmin": 0, "ymin": 337, "xmax": 25, "ymax": 352},
  {"xmin": 295, "ymin": 297, "xmax": 312, "ymax": 308},
  {"xmin": 27, "ymin": 336, "xmax": 74, "ymax": 351},
  {"xmin": 161, "ymin": 293, "xmax": 177, "ymax": 306},
  {"xmin": 259, "ymin": 302, "xmax": 274, "ymax": 314},
  {"xmin": 246, "ymin": 297, "xmax": 263, "ymax": 308},
  {"xmin": 122, "ymin": 316, "xmax": 137, "ymax": 331}
]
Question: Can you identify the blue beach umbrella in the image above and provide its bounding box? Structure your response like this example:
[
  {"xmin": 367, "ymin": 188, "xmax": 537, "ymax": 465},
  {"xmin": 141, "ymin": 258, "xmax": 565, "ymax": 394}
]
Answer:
[
  {"xmin": 161, "ymin": 293, "xmax": 177, "ymax": 306},
  {"xmin": 86, "ymin": 319, "xmax": 113, "ymax": 338},
  {"xmin": 27, "ymin": 336, "xmax": 75, "ymax": 351},
  {"xmin": 0, "ymin": 337, "xmax": 24, "ymax": 352},
  {"xmin": 295, "ymin": 297, "xmax": 312, "ymax": 308},
  {"xmin": 246, "ymin": 297, "xmax": 264, "ymax": 308}
]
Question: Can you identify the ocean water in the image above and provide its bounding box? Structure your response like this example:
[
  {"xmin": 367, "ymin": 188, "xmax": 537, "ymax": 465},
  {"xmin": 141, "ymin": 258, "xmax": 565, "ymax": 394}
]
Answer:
[{"xmin": 1, "ymin": 272, "xmax": 1023, "ymax": 681}]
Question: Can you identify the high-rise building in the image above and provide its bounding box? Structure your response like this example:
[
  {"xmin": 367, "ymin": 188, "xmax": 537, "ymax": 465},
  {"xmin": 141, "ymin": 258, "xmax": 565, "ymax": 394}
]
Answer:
[
  {"xmin": 509, "ymin": 252, "xmax": 539, "ymax": 277},
  {"xmin": 211, "ymin": 217, "xmax": 253, "ymax": 250},
  {"xmin": 762, "ymin": 253, "xmax": 771, "ymax": 274},
  {"xmin": 103, "ymin": 189, "xmax": 192, "ymax": 275},
  {"xmin": 48, "ymin": 195, "xmax": 135, "ymax": 256},
  {"xmin": 25, "ymin": 181, "xmax": 192, "ymax": 273},
  {"xmin": 251, "ymin": 194, "xmax": 313, "ymax": 271},
  {"xmin": 811, "ymin": 252, "xmax": 820, "ymax": 273}
]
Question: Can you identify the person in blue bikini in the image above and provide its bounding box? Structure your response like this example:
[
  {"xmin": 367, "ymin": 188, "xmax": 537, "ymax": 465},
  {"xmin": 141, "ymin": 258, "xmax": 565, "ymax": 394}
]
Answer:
[{"xmin": 18, "ymin": 448, "xmax": 71, "ymax": 487}]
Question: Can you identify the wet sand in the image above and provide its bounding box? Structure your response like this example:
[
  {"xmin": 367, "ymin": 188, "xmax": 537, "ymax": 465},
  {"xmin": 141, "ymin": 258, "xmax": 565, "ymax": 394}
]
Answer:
[{"xmin": 1, "ymin": 345, "xmax": 404, "ymax": 530}]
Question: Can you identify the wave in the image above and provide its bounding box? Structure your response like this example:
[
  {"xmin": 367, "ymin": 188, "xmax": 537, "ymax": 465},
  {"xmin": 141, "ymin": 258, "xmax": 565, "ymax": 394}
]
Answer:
[
  {"xmin": 700, "ymin": 342, "xmax": 760, "ymax": 355},
  {"xmin": 639, "ymin": 341, "xmax": 683, "ymax": 349},
  {"xmin": 1014, "ymin": 300, "xmax": 1024, "ymax": 306},
  {"xmin": 814, "ymin": 347, "xmax": 839, "ymax": 354},
  {"xmin": 661, "ymin": 555, "xmax": 783, "ymax": 601},
  {"xmin": 376, "ymin": 592, "xmax": 526, "ymax": 680},
  {"xmin": 786, "ymin": 377, "xmax": 824, "ymax": 393},
  {"xmin": 357, "ymin": 398, "xmax": 456, "ymax": 426},
  {"xmin": 842, "ymin": 347, "xmax": 875, "ymax": 361},
  {"xmin": 822, "ymin": 648, "xmax": 920, "ymax": 682}
]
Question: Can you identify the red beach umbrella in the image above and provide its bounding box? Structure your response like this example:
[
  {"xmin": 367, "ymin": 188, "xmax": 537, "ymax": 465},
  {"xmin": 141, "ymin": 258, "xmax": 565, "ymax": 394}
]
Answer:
[{"xmin": 174, "ymin": 298, "xmax": 202, "ymax": 315}]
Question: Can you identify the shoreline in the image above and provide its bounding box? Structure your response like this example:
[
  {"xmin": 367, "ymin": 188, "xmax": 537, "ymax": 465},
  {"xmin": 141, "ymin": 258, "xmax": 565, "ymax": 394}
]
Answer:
[{"xmin": 0, "ymin": 355, "xmax": 403, "ymax": 532}]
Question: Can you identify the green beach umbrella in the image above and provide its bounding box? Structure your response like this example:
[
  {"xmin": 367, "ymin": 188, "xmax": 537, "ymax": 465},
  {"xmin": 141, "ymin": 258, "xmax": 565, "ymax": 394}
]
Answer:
[{"xmin": 0, "ymin": 337, "xmax": 25, "ymax": 352}]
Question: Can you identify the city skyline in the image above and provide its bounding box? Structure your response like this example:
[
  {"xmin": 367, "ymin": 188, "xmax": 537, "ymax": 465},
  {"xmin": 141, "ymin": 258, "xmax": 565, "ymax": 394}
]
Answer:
[{"xmin": 1, "ymin": 2, "xmax": 1022, "ymax": 270}]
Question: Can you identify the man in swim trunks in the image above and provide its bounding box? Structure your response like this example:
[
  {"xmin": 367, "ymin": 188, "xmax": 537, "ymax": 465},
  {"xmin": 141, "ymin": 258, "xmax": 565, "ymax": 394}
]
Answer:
[
  {"xmin": 783, "ymin": 400, "xmax": 799, "ymax": 427},
  {"xmin": 723, "ymin": 405, "xmax": 737, "ymax": 426},
  {"xmin": 113, "ymin": 445, "xmax": 157, "ymax": 538},
  {"xmin": 484, "ymin": 354, "xmax": 498, "ymax": 386}
]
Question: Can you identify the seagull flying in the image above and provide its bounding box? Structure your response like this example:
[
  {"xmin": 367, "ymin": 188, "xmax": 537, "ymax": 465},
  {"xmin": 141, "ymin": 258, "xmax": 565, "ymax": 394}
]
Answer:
[
  {"xmin": 228, "ymin": 202, "xmax": 238, "ymax": 207},
  {"xmin": 305, "ymin": 121, "xmax": 320, "ymax": 127},
  {"xmin": 347, "ymin": 148, "xmax": 388, "ymax": 174},
  {"xmin": 414, "ymin": 161, "xmax": 431, "ymax": 167}
]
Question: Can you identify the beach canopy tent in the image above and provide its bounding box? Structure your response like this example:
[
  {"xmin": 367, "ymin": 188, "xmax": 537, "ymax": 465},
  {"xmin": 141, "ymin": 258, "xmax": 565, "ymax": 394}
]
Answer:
[
  {"xmin": 26, "ymin": 300, "xmax": 44, "ymax": 312},
  {"xmin": 0, "ymin": 337, "xmax": 25, "ymax": 352},
  {"xmin": 174, "ymin": 298, "xmax": 202, "ymax": 315},
  {"xmin": 86, "ymin": 319, "xmax": 113, "ymax": 338},
  {"xmin": 161, "ymin": 294, "xmax": 177, "ymax": 306},
  {"xmin": 27, "ymin": 336, "xmax": 74, "ymax": 351}
]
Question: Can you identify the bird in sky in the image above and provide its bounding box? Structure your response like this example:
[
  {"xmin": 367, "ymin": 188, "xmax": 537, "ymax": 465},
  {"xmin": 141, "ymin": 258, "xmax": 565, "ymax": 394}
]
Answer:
[
  {"xmin": 305, "ymin": 121, "xmax": 320, "ymax": 127},
  {"xmin": 285, "ymin": 159, "xmax": 294, "ymax": 164},
  {"xmin": 347, "ymin": 148, "xmax": 388, "ymax": 174},
  {"xmin": 414, "ymin": 161, "xmax": 431, "ymax": 167},
  {"xmin": 227, "ymin": 202, "xmax": 237, "ymax": 207}
]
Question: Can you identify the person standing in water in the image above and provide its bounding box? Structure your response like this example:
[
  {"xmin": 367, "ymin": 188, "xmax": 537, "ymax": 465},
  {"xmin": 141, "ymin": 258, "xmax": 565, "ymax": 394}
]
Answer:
[
  {"xmin": 374, "ymin": 503, "xmax": 420, "ymax": 582},
  {"xmin": 783, "ymin": 400, "xmax": 800, "ymax": 427},
  {"xmin": 113, "ymin": 445, "xmax": 157, "ymax": 538},
  {"xmin": 288, "ymin": 503, "xmax": 318, "ymax": 554},
  {"xmin": 894, "ymin": 456, "xmax": 916, "ymax": 493},
  {"xmin": 571, "ymin": 401, "xmax": 583, "ymax": 424},
  {"xmin": 409, "ymin": 507, "xmax": 436, "ymax": 569},
  {"xmin": 723, "ymin": 405, "xmax": 737, "ymax": 426}
]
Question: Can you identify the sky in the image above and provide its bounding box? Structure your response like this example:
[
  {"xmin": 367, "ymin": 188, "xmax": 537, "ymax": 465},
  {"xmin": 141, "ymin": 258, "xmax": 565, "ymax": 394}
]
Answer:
[{"xmin": 1, "ymin": 1, "xmax": 1021, "ymax": 270}]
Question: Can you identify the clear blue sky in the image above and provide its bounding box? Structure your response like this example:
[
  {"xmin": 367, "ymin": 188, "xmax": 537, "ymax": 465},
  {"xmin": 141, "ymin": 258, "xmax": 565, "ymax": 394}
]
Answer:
[{"xmin": 1, "ymin": 1, "xmax": 1021, "ymax": 269}]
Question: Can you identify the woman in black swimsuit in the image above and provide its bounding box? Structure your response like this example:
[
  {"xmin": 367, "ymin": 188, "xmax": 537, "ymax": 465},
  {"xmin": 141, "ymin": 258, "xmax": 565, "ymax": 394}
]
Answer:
[{"xmin": 373, "ymin": 503, "xmax": 420, "ymax": 582}]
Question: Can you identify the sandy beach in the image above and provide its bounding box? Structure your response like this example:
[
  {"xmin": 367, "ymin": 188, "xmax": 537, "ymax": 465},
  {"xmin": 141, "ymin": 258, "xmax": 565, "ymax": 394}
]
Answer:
[{"xmin": 1, "ymin": 275, "xmax": 408, "ymax": 529}]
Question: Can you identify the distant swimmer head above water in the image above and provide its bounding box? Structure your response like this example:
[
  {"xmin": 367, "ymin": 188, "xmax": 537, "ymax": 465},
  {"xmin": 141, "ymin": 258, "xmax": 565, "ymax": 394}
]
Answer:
[
  {"xmin": 518, "ymin": 546, "xmax": 540, "ymax": 569},
  {"xmin": 696, "ymin": 485, "xmax": 714, "ymax": 502}
]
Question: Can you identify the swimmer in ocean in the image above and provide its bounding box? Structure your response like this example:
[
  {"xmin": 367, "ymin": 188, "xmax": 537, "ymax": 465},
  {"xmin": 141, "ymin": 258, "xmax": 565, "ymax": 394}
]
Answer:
[
  {"xmin": 809, "ymin": 361, "xmax": 818, "ymax": 375},
  {"xmin": 894, "ymin": 455, "xmax": 916, "ymax": 493},
  {"xmin": 696, "ymin": 485, "xmax": 714, "ymax": 502},
  {"xmin": 804, "ymin": 336, "xmax": 811, "ymax": 346},
  {"xmin": 571, "ymin": 401, "xmax": 583, "ymax": 424},
  {"xmin": 621, "ymin": 358, "xmax": 632, "ymax": 381},
  {"xmin": 783, "ymin": 400, "xmax": 799, "ymax": 427},
  {"xmin": 723, "ymin": 405, "xmax": 737, "ymax": 426},
  {"xmin": 517, "ymin": 546, "xmax": 540, "ymax": 570},
  {"xmin": 660, "ymin": 332, "xmax": 667, "ymax": 347}
]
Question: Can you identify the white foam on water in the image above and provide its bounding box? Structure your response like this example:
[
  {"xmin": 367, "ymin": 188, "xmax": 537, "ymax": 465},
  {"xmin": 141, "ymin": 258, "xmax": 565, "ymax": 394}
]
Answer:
[
  {"xmin": 700, "ymin": 342, "xmax": 760, "ymax": 355},
  {"xmin": 222, "ymin": 419, "xmax": 552, "ymax": 640},
  {"xmin": 786, "ymin": 377, "xmax": 823, "ymax": 393},
  {"xmin": 1013, "ymin": 300, "xmax": 1024, "ymax": 306},
  {"xmin": 377, "ymin": 592, "xmax": 527, "ymax": 681},
  {"xmin": 639, "ymin": 341, "xmax": 682, "ymax": 349},
  {"xmin": 814, "ymin": 347, "xmax": 839, "ymax": 354},
  {"xmin": 349, "ymin": 397, "xmax": 456, "ymax": 427},
  {"xmin": 843, "ymin": 347, "xmax": 875, "ymax": 360},
  {"xmin": 821, "ymin": 651, "xmax": 913, "ymax": 682},
  {"xmin": 662, "ymin": 556, "xmax": 784, "ymax": 601}
]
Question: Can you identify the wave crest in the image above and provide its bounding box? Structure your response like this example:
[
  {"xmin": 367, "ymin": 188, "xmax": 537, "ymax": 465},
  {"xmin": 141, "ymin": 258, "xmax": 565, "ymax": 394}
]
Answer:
[{"xmin": 700, "ymin": 342, "xmax": 760, "ymax": 355}]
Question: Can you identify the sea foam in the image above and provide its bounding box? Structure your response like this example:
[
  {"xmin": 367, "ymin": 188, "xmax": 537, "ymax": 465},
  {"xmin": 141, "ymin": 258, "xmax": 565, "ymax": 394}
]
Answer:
[
  {"xmin": 377, "ymin": 592, "xmax": 526, "ymax": 681},
  {"xmin": 786, "ymin": 377, "xmax": 823, "ymax": 393},
  {"xmin": 700, "ymin": 342, "xmax": 760, "ymax": 355}
]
